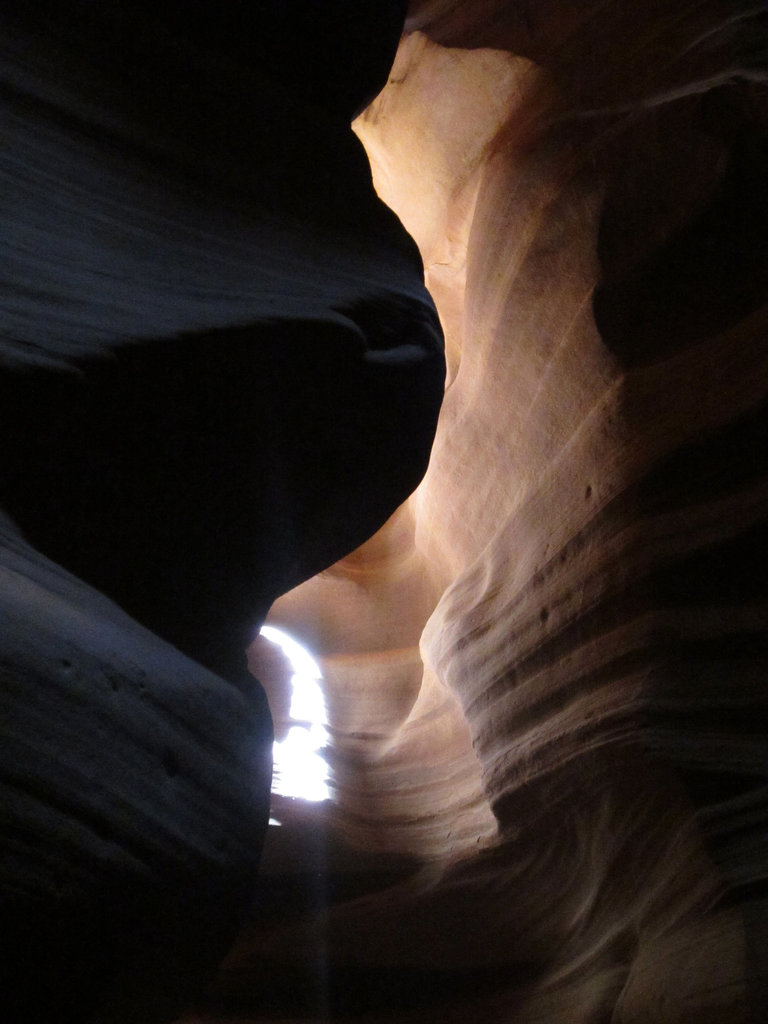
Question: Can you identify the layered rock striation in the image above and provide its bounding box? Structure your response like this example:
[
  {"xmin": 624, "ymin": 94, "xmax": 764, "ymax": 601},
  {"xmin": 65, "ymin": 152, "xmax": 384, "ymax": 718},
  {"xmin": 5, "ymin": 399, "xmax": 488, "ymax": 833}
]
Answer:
[
  {"xmin": 228, "ymin": 4, "xmax": 768, "ymax": 1023},
  {"xmin": 3, "ymin": 1, "xmax": 768, "ymax": 1022}
]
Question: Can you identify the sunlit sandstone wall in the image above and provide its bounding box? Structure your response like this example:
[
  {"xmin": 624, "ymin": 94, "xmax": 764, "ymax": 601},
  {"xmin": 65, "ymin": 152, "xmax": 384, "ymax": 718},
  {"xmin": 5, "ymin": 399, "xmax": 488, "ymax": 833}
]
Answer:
[{"xmin": 255, "ymin": 5, "xmax": 768, "ymax": 1021}]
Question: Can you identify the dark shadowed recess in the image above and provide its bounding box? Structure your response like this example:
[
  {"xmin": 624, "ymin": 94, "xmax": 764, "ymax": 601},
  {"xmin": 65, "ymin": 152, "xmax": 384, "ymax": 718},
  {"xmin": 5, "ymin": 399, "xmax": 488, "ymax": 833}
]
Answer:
[
  {"xmin": 211, "ymin": 958, "xmax": 531, "ymax": 1021},
  {"xmin": 0, "ymin": 308, "xmax": 444, "ymax": 681},
  {"xmin": 5, "ymin": 0, "xmax": 408, "ymax": 124},
  {"xmin": 202, "ymin": 862, "xmax": 541, "ymax": 1019},
  {"xmin": 595, "ymin": 83, "xmax": 768, "ymax": 368},
  {"xmin": 2, "ymin": 873, "xmax": 247, "ymax": 1024},
  {"xmin": 0, "ymin": 0, "xmax": 445, "ymax": 679},
  {"xmin": 0, "ymin": 3, "xmax": 446, "ymax": 1023}
]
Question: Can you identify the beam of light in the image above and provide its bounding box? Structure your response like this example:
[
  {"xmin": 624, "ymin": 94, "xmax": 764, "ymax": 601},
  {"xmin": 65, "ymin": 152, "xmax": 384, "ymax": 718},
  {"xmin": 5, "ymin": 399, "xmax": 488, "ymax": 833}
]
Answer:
[{"xmin": 259, "ymin": 625, "xmax": 330, "ymax": 804}]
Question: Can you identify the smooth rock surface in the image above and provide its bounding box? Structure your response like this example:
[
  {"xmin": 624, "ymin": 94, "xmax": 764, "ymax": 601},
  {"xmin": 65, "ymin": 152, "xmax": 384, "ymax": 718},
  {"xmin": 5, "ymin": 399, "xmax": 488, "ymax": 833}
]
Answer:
[
  {"xmin": 0, "ymin": 521, "xmax": 272, "ymax": 1023},
  {"xmin": 1, "ymin": 3, "xmax": 443, "ymax": 1021},
  {"xmin": 207, "ymin": 5, "xmax": 768, "ymax": 1023},
  {"xmin": 4, "ymin": 1, "xmax": 768, "ymax": 1022}
]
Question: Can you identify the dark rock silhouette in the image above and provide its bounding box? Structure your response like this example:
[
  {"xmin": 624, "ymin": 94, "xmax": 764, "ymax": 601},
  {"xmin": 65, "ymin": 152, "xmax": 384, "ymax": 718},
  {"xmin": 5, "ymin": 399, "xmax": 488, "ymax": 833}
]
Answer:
[{"xmin": 1, "ymin": 3, "xmax": 442, "ymax": 1021}]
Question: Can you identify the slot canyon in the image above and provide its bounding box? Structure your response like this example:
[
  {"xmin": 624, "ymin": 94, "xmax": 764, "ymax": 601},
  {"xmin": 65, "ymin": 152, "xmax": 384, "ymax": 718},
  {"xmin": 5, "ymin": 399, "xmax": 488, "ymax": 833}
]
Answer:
[{"xmin": 1, "ymin": 2, "xmax": 767, "ymax": 1022}]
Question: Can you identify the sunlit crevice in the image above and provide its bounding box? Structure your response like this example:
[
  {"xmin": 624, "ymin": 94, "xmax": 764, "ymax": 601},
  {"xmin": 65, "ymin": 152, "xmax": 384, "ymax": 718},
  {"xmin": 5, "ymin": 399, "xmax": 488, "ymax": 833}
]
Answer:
[{"xmin": 259, "ymin": 625, "xmax": 330, "ymax": 805}]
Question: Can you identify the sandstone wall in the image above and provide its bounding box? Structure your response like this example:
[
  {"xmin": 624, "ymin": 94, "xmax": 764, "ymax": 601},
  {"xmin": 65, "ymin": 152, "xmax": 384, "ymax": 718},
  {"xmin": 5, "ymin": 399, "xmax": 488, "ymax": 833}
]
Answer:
[{"xmin": 249, "ymin": 6, "xmax": 768, "ymax": 1022}]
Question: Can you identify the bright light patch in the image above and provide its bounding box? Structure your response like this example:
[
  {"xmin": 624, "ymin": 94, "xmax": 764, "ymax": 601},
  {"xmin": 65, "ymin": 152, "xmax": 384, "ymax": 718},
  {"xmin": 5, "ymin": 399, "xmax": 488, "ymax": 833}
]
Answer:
[{"xmin": 259, "ymin": 625, "xmax": 330, "ymax": 802}]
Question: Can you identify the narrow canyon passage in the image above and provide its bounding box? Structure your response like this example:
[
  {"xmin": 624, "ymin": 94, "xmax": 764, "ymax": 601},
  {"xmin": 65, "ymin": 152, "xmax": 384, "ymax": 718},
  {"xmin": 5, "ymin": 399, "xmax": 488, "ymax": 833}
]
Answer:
[
  {"xmin": 219, "ymin": 9, "xmax": 768, "ymax": 1024},
  {"xmin": 2, "ymin": 2, "xmax": 767, "ymax": 1023}
]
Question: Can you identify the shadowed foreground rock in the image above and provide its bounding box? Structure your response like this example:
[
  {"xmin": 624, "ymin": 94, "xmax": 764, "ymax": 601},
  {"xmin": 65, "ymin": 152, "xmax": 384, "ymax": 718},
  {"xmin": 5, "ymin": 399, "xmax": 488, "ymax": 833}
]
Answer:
[
  {"xmin": 0, "ymin": 528, "xmax": 272, "ymax": 1022},
  {"xmin": 1, "ymin": 2, "xmax": 444, "ymax": 1021}
]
